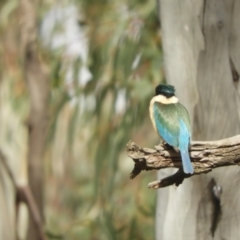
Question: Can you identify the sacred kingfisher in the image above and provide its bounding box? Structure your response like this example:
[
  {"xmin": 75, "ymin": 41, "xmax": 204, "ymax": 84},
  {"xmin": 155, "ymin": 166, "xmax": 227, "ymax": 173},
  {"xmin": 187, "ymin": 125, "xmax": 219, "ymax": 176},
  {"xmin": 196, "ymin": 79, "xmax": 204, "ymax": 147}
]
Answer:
[{"xmin": 149, "ymin": 84, "xmax": 194, "ymax": 174}]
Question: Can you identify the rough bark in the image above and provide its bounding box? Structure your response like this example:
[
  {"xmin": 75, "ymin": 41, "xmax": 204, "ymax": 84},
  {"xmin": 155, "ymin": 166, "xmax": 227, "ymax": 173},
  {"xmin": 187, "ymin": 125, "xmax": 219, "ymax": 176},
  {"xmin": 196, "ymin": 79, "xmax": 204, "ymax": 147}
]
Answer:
[
  {"xmin": 157, "ymin": 0, "xmax": 240, "ymax": 239},
  {"xmin": 127, "ymin": 134, "xmax": 240, "ymax": 188},
  {"xmin": 20, "ymin": 0, "xmax": 49, "ymax": 239}
]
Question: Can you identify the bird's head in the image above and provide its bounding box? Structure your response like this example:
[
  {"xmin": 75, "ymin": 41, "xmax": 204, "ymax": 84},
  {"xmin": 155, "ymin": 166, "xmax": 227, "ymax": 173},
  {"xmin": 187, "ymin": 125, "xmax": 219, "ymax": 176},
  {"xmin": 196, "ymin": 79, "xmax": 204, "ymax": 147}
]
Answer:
[{"xmin": 155, "ymin": 84, "xmax": 175, "ymax": 98}]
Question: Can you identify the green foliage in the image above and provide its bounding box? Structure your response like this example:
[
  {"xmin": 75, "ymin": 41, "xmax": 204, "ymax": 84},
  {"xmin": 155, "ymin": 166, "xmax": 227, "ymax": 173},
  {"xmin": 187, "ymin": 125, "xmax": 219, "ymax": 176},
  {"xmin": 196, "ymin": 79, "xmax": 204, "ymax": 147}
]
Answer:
[
  {"xmin": 0, "ymin": 0, "xmax": 163, "ymax": 239},
  {"xmin": 44, "ymin": 0, "xmax": 163, "ymax": 239}
]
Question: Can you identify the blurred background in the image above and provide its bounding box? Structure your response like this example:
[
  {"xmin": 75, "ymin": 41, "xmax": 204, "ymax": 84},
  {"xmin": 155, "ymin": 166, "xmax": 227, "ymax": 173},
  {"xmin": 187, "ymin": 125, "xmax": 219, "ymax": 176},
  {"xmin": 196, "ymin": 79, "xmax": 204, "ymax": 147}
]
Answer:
[{"xmin": 0, "ymin": 0, "xmax": 164, "ymax": 239}]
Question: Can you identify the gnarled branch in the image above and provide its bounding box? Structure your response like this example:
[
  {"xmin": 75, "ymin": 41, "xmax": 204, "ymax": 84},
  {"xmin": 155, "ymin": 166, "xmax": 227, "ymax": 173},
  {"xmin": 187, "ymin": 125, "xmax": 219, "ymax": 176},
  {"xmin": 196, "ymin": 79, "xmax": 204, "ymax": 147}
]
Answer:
[{"xmin": 127, "ymin": 135, "xmax": 240, "ymax": 189}]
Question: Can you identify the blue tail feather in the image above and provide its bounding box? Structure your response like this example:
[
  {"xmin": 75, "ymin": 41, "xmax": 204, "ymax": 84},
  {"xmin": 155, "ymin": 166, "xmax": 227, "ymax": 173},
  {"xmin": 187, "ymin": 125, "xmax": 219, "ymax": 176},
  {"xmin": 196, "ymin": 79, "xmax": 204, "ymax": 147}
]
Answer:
[{"xmin": 180, "ymin": 149, "xmax": 194, "ymax": 174}]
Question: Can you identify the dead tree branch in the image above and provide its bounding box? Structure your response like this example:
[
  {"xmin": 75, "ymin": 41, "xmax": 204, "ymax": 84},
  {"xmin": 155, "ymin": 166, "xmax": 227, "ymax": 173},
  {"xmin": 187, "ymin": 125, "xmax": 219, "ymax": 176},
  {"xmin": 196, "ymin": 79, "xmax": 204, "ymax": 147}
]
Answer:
[{"xmin": 127, "ymin": 135, "xmax": 240, "ymax": 189}]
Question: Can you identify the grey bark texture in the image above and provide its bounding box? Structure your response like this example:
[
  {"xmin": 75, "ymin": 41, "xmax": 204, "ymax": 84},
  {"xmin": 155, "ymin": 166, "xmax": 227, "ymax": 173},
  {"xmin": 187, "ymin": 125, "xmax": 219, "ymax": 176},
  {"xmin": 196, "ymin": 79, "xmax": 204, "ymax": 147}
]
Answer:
[{"xmin": 157, "ymin": 0, "xmax": 240, "ymax": 239}]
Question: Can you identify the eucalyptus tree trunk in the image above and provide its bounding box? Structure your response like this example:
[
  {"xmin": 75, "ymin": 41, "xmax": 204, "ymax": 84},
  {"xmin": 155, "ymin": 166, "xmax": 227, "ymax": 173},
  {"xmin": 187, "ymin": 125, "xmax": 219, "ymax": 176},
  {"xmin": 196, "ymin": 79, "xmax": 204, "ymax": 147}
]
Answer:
[
  {"xmin": 157, "ymin": 0, "xmax": 240, "ymax": 239},
  {"xmin": 20, "ymin": 0, "xmax": 49, "ymax": 239},
  {"xmin": 0, "ymin": 160, "xmax": 15, "ymax": 239}
]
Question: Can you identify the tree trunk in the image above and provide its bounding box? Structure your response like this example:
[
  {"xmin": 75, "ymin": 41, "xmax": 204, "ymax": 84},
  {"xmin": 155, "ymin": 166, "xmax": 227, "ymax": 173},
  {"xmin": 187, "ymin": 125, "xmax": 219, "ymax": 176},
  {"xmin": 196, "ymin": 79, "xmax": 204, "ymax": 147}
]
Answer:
[
  {"xmin": 0, "ymin": 161, "xmax": 16, "ymax": 239},
  {"xmin": 157, "ymin": 0, "xmax": 240, "ymax": 239},
  {"xmin": 20, "ymin": 0, "xmax": 49, "ymax": 239}
]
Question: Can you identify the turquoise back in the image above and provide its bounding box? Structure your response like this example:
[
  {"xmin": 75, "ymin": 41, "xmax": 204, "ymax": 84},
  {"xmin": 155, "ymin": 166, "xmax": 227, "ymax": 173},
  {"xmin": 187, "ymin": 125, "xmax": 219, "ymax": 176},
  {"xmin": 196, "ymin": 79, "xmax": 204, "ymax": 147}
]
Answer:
[{"xmin": 153, "ymin": 102, "xmax": 191, "ymax": 147}]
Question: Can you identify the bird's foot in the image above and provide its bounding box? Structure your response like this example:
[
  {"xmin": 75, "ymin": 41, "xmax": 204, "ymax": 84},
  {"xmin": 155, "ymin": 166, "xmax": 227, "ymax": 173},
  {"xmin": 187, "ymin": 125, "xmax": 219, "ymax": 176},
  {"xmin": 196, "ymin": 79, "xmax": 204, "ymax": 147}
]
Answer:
[
  {"xmin": 155, "ymin": 144, "xmax": 164, "ymax": 151},
  {"xmin": 155, "ymin": 141, "xmax": 171, "ymax": 151}
]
